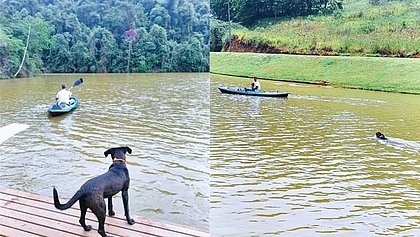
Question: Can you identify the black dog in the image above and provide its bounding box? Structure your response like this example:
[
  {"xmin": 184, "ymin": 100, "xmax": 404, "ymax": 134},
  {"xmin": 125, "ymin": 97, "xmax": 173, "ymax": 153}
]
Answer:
[
  {"xmin": 53, "ymin": 147, "xmax": 135, "ymax": 237},
  {"xmin": 376, "ymin": 132, "xmax": 387, "ymax": 140}
]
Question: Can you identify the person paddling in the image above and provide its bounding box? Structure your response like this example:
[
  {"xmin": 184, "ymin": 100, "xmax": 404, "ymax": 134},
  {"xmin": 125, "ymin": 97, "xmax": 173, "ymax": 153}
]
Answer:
[
  {"xmin": 55, "ymin": 83, "xmax": 72, "ymax": 106},
  {"xmin": 251, "ymin": 77, "xmax": 261, "ymax": 90}
]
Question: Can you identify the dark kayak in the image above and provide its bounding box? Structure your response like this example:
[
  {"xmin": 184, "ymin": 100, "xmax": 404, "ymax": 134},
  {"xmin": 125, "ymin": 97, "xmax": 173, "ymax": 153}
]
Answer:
[
  {"xmin": 48, "ymin": 96, "xmax": 79, "ymax": 117},
  {"xmin": 218, "ymin": 86, "xmax": 289, "ymax": 98}
]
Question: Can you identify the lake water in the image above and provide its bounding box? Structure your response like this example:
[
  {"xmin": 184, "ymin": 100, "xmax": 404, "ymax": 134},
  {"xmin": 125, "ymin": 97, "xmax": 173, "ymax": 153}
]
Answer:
[
  {"xmin": 0, "ymin": 73, "xmax": 209, "ymax": 231},
  {"xmin": 210, "ymin": 74, "xmax": 420, "ymax": 236},
  {"xmin": 1, "ymin": 73, "xmax": 419, "ymax": 236}
]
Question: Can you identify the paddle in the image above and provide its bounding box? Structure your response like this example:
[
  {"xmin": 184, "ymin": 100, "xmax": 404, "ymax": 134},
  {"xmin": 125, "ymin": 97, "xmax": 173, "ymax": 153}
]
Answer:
[{"xmin": 69, "ymin": 78, "xmax": 84, "ymax": 90}]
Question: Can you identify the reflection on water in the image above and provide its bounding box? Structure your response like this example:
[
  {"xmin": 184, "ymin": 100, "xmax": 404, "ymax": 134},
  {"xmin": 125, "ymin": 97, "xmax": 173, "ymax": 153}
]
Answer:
[
  {"xmin": 211, "ymin": 74, "xmax": 420, "ymax": 236},
  {"xmin": 0, "ymin": 73, "xmax": 209, "ymax": 230}
]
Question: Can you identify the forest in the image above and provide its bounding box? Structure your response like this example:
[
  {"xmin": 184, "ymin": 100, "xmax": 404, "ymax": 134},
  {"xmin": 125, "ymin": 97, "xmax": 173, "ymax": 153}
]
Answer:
[
  {"xmin": 210, "ymin": 0, "xmax": 343, "ymax": 26},
  {"xmin": 0, "ymin": 0, "xmax": 210, "ymax": 79}
]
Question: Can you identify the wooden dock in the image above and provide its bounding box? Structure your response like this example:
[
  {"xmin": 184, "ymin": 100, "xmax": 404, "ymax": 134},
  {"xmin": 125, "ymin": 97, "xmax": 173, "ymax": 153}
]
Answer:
[{"xmin": 0, "ymin": 187, "xmax": 209, "ymax": 237}]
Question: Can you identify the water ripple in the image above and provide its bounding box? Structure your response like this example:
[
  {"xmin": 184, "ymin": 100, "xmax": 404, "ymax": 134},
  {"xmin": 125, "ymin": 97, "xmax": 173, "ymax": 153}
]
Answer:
[
  {"xmin": 0, "ymin": 74, "xmax": 209, "ymax": 230},
  {"xmin": 211, "ymin": 75, "xmax": 420, "ymax": 236}
]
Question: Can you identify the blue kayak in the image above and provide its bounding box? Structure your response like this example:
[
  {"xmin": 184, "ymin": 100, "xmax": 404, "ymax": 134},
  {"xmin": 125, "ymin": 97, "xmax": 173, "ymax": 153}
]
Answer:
[
  {"xmin": 48, "ymin": 96, "xmax": 79, "ymax": 117},
  {"xmin": 218, "ymin": 86, "xmax": 288, "ymax": 98}
]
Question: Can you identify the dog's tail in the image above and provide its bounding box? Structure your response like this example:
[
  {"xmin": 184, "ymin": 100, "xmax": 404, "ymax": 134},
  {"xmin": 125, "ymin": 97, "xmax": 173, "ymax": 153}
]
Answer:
[{"xmin": 53, "ymin": 187, "xmax": 83, "ymax": 210}]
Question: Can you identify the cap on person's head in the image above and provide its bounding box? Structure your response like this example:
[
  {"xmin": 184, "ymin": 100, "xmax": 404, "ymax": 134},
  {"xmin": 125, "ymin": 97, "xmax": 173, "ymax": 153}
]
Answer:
[{"xmin": 61, "ymin": 83, "xmax": 67, "ymax": 89}]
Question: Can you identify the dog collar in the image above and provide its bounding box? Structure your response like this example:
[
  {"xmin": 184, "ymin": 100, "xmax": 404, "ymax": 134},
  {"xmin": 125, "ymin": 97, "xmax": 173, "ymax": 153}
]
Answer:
[{"xmin": 112, "ymin": 158, "xmax": 126, "ymax": 163}]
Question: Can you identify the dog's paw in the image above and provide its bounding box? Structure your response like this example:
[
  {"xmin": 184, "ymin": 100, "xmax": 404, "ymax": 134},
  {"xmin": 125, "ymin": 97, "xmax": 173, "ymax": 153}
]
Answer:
[
  {"xmin": 84, "ymin": 225, "xmax": 92, "ymax": 231},
  {"xmin": 98, "ymin": 229, "xmax": 108, "ymax": 237},
  {"xmin": 127, "ymin": 218, "xmax": 135, "ymax": 225},
  {"xmin": 108, "ymin": 210, "xmax": 115, "ymax": 216}
]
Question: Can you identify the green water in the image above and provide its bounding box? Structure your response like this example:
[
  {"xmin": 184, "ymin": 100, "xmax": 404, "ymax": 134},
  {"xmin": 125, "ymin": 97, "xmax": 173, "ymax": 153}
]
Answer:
[
  {"xmin": 210, "ymin": 74, "xmax": 420, "ymax": 236},
  {"xmin": 0, "ymin": 73, "xmax": 209, "ymax": 230},
  {"xmin": 1, "ymin": 73, "xmax": 419, "ymax": 236}
]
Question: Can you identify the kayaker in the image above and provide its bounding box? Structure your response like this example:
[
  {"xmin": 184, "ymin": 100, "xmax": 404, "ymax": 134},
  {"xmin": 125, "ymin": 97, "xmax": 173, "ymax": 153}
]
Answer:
[
  {"xmin": 55, "ymin": 83, "xmax": 72, "ymax": 106},
  {"xmin": 251, "ymin": 77, "xmax": 261, "ymax": 90}
]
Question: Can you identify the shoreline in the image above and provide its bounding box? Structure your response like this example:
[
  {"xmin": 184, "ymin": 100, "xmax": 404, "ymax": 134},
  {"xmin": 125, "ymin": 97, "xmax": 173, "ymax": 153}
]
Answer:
[
  {"xmin": 211, "ymin": 72, "xmax": 420, "ymax": 95},
  {"xmin": 210, "ymin": 52, "xmax": 420, "ymax": 95}
]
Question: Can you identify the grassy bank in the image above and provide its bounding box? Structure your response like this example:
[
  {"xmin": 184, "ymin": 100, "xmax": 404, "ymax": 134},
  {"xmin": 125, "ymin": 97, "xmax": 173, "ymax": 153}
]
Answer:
[
  {"xmin": 210, "ymin": 52, "xmax": 420, "ymax": 94},
  {"xmin": 228, "ymin": 0, "xmax": 420, "ymax": 57}
]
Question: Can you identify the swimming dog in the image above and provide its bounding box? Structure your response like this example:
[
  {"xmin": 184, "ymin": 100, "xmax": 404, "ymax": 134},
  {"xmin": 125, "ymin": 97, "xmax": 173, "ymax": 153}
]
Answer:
[
  {"xmin": 376, "ymin": 132, "xmax": 387, "ymax": 140},
  {"xmin": 53, "ymin": 147, "xmax": 135, "ymax": 237}
]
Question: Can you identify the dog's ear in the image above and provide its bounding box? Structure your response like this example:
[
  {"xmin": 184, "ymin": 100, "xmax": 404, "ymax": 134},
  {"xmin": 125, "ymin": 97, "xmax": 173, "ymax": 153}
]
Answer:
[
  {"xmin": 125, "ymin": 147, "xmax": 132, "ymax": 154},
  {"xmin": 104, "ymin": 148, "xmax": 114, "ymax": 157}
]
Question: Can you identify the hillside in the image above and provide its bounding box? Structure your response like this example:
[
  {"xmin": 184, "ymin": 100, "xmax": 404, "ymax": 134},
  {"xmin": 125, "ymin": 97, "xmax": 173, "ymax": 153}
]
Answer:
[{"xmin": 220, "ymin": 0, "xmax": 420, "ymax": 57}]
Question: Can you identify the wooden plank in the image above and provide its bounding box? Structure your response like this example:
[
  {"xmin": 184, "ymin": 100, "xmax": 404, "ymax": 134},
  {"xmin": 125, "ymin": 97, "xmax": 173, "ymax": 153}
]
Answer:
[
  {"xmin": 0, "ymin": 224, "xmax": 41, "ymax": 237},
  {"xmin": 0, "ymin": 212, "xmax": 80, "ymax": 237},
  {"xmin": 0, "ymin": 188, "xmax": 209, "ymax": 236},
  {"xmin": 0, "ymin": 188, "xmax": 209, "ymax": 237},
  {"xmin": 0, "ymin": 188, "xmax": 207, "ymax": 235},
  {"xmin": 0, "ymin": 194, "xmax": 185, "ymax": 237},
  {"xmin": 0, "ymin": 123, "xmax": 29, "ymax": 144},
  {"xmin": 0, "ymin": 200, "xmax": 154, "ymax": 237},
  {"xmin": 0, "ymin": 202, "xmax": 119, "ymax": 237}
]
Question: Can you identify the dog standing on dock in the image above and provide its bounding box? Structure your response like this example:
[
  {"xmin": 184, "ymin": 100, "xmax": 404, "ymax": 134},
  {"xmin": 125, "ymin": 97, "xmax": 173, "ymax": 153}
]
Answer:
[{"xmin": 53, "ymin": 147, "xmax": 135, "ymax": 237}]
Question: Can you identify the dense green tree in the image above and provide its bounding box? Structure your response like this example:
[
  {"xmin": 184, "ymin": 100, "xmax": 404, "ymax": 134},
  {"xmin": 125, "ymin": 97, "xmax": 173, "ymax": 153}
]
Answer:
[
  {"xmin": 149, "ymin": 5, "xmax": 171, "ymax": 29},
  {"xmin": 0, "ymin": 0, "xmax": 209, "ymax": 78},
  {"xmin": 210, "ymin": 0, "xmax": 342, "ymax": 25},
  {"xmin": 210, "ymin": 19, "xmax": 228, "ymax": 52},
  {"xmin": 0, "ymin": 27, "xmax": 23, "ymax": 78},
  {"xmin": 0, "ymin": 10, "xmax": 55, "ymax": 77},
  {"xmin": 89, "ymin": 27, "xmax": 118, "ymax": 73},
  {"xmin": 48, "ymin": 33, "xmax": 71, "ymax": 72},
  {"xmin": 129, "ymin": 27, "xmax": 148, "ymax": 72},
  {"xmin": 194, "ymin": 3, "xmax": 210, "ymax": 44},
  {"xmin": 70, "ymin": 42, "xmax": 92, "ymax": 73},
  {"xmin": 176, "ymin": 35, "xmax": 208, "ymax": 72},
  {"xmin": 178, "ymin": 2, "xmax": 195, "ymax": 37},
  {"xmin": 148, "ymin": 24, "xmax": 170, "ymax": 71}
]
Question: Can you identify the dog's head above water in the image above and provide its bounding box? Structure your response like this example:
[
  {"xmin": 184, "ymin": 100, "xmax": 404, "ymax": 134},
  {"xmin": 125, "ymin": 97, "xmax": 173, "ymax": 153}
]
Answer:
[
  {"xmin": 104, "ymin": 146, "xmax": 132, "ymax": 160},
  {"xmin": 376, "ymin": 132, "xmax": 387, "ymax": 140}
]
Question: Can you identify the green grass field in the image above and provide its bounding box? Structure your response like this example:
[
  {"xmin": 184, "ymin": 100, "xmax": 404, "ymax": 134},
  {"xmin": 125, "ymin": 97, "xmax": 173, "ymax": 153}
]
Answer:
[
  {"xmin": 229, "ymin": 0, "xmax": 420, "ymax": 57},
  {"xmin": 210, "ymin": 52, "xmax": 420, "ymax": 94}
]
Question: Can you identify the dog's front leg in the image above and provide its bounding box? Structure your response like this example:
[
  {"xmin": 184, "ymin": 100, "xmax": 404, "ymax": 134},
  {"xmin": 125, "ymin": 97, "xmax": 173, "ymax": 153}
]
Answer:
[
  {"xmin": 122, "ymin": 190, "xmax": 135, "ymax": 225},
  {"xmin": 108, "ymin": 196, "xmax": 115, "ymax": 216}
]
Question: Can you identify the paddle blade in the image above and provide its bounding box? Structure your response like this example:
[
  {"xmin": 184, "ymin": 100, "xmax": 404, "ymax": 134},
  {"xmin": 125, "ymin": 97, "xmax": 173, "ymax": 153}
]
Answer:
[{"xmin": 73, "ymin": 78, "xmax": 83, "ymax": 87}]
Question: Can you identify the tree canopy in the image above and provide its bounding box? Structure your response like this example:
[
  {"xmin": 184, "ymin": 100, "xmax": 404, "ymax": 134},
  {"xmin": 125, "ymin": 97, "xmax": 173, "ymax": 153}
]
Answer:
[
  {"xmin": 210, "ymin": 0, "xmax": 342, "ymax": 26},
  {"xmin": 0, "ymin": 0, "xmax": 210, "ymax": 78}
]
